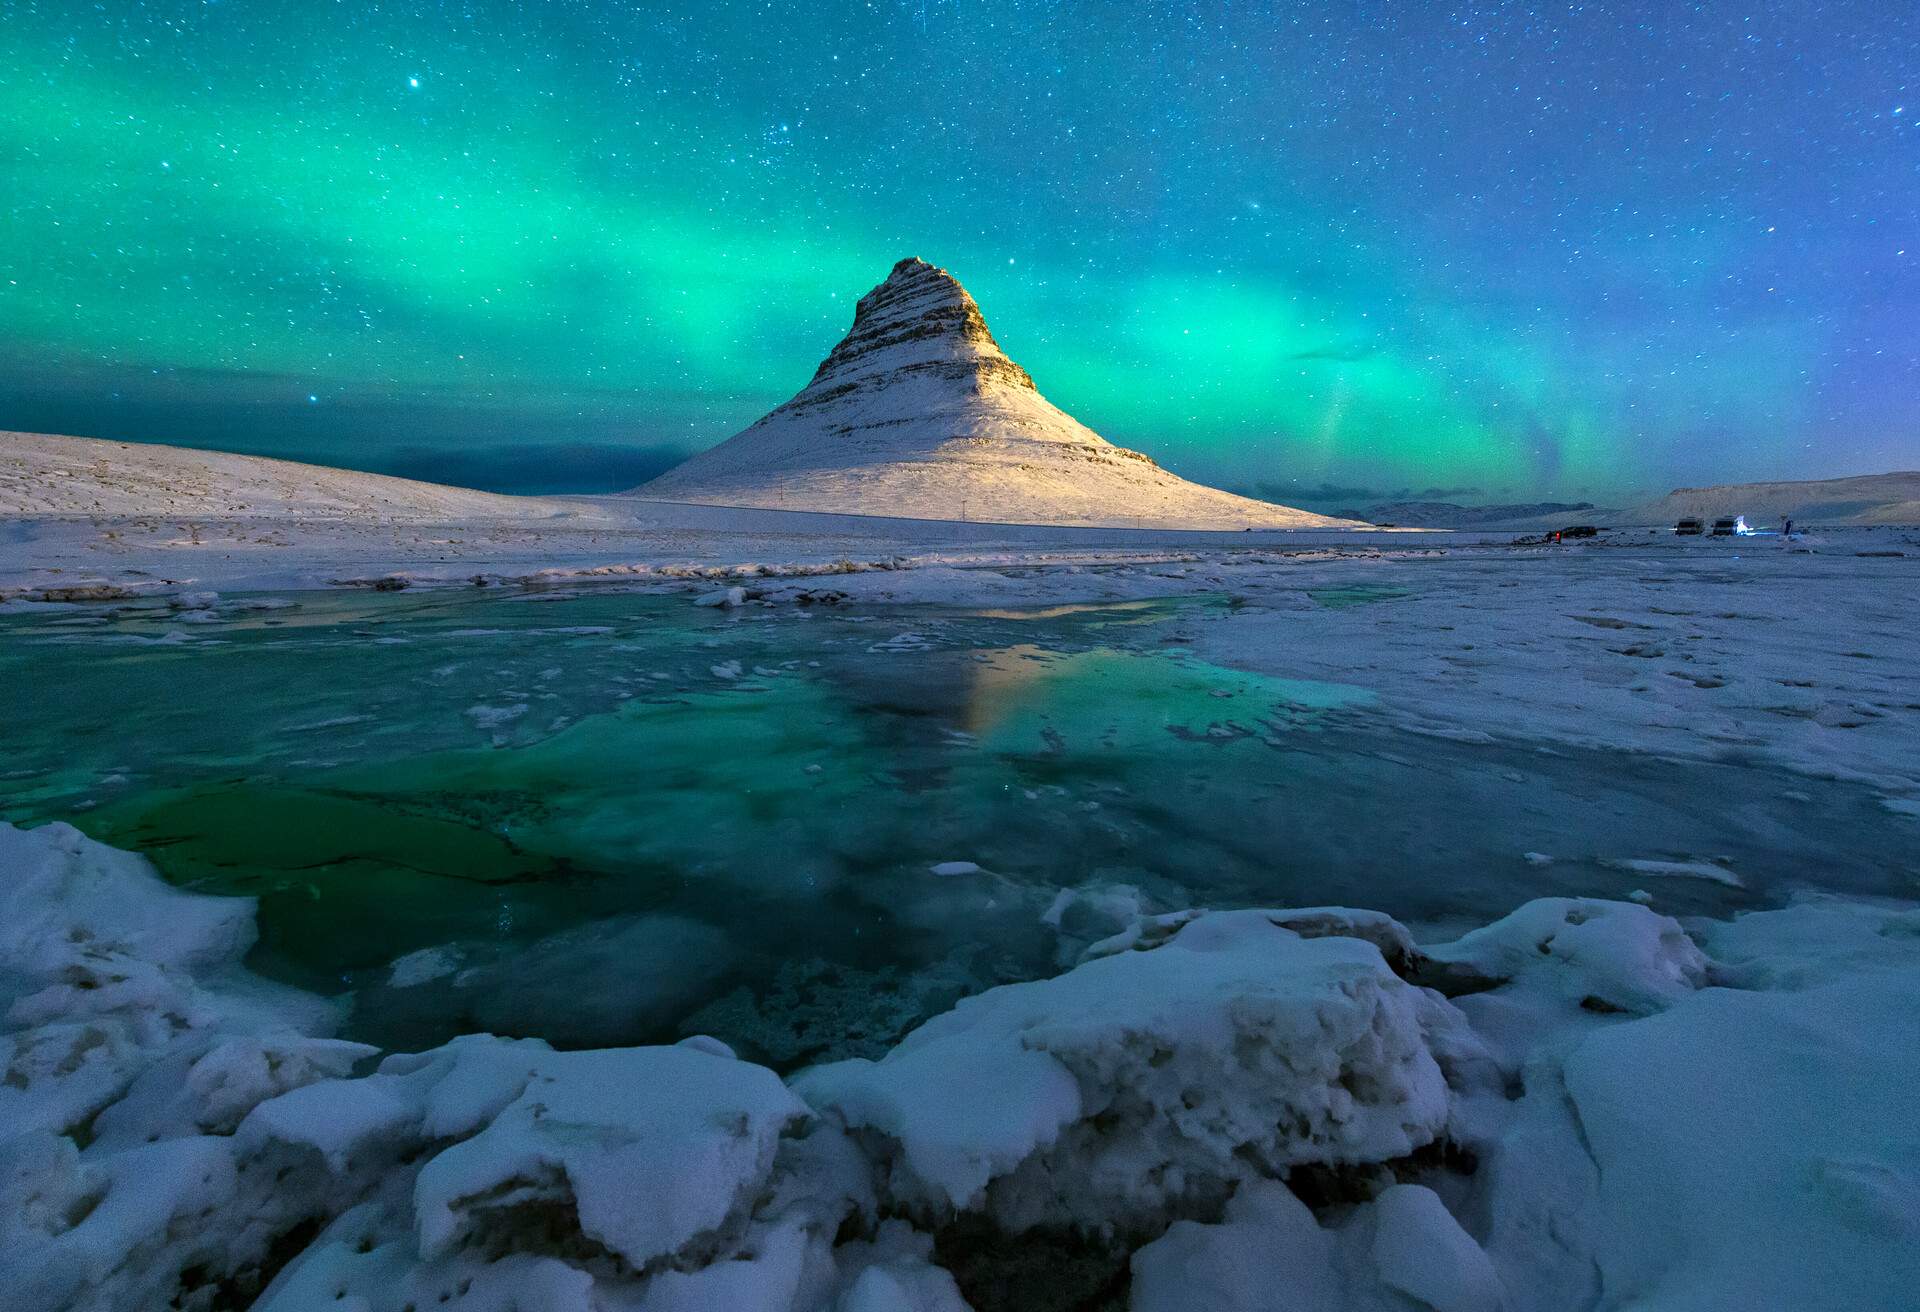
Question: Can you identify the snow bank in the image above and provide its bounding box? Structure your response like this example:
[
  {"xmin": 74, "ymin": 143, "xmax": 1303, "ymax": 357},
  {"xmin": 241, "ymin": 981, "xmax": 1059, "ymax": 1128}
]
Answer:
[
  {"xmin": 5, "ymin": 820, "xmax": 1918, "ymax": 1311},
  {"xmin": 247, "ymin": 1038, "xmax": 848, "ymax": 1312},
  {"xmin": 0, "ymin": 823, "xmax": 368, "ymax": 1308},
  {"xmin": 0, "ymin": 821, "xmax": 353, "ymax": 1145},
  {"xmin": 1470, "ymin": 896, "xmax": 1920, "ymax": 1308},
  {"xmin": 795, "ymin": 908, "xmax": 1459, "ymax": 1233},
  {"xmin": 1422, "ymin": 896, "xmax": 1709, "ymax": 1015}
]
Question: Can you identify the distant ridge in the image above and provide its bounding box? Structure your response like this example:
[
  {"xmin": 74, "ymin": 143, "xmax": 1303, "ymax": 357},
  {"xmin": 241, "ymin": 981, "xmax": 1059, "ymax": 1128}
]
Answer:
[
  {"xmin": 1621, "ymin": 471, "xmax": 1920, "ymax": 527},
  {"xmin": 1333, "ymin": 473, "xmax": 1920, "ymax": 530},
  {"xmin": 1337, "ymin": 500, "xmax": 1596, "ymax": 528},
  {"xmin": 635, "ymin": 258, "xmax": 1353, "ymax": 529}
]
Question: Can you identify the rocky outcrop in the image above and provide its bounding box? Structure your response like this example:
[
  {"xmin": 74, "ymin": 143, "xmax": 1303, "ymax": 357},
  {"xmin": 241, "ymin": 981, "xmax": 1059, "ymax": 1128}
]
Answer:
[
  {"xmin": 800, "ymin": 257, "xmax": 1037, "ymax": 400},
  {"xmin": 636, "ymin": 258, "xmax": 1352, "ymax": 529}
]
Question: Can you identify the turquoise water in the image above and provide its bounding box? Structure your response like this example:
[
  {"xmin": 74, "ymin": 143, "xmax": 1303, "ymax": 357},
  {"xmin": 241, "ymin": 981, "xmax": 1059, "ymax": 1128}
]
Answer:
[{"xmin": 5, "ymin": 586, "xmax": 1911, "ymax": 1065}]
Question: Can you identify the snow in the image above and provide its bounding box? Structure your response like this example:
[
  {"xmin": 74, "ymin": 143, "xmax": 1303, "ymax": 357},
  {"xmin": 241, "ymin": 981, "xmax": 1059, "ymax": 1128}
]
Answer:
[
  {"xmin": 1550, "ymin": 966, "xmax": 1919, "ymax": 1307},
  {"xmin": 0, "ymin": 429, "xmax": 606, "ymax": 522},
  {"xmin": 795, "ymin": 908, "xmax": 1455, "ymax": 1232},
  {"xmin": 1373, "ymin": 471, "xmax": 1920, "ymax": 531},
  {"xmin": 1364, "ymin": 1183, "xmax": 1506, "ymax": 1312},
  {"xmin": 0, "ymin": 821, "xmax": 352, "ymax": 1144},
  {"xmin": 1129, "ymin": 1180, "xmax": 1346, "ymax": 1310},
  {"xmin": 3, "ymin": 819, "xmax": 1920, "ymax": 1310},
  {"xmin": 1129, "ymin": 1179, "xmax": 1506, "ymax": 1312},
  {"xmin": 828, "ymin": 1221, "xmax": 972, "ymax": 1312},
  {"xmin": 1, "ymin": 430, "xmax": 1407, "ymax": 599},
  {"xmin": 410, "ymin": 1046, "xmax": 807, "ymax": 1267},
  {"xmin": 1423, "ymin": 897, "xmax": 1709, "ymax": 1016},
  {"xmin": 1471, "ymin": 896, "xmax": 1920, "ymax": 1309}
]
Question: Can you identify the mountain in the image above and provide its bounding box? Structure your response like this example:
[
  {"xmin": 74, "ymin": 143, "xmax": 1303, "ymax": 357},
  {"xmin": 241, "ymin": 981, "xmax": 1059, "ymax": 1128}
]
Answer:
[
  {"xmin": 1338, "ymin": 473, "xmax": 1920, "ymax": 530},
  {"xmin": 0, "ymin": 431, "xmax": 604, "ymax": 521},
  {"xmin": 1336, "ymin": 500, "xmax": 1596, "ymax": 528},
  {"xmin": 634, "ymin": 258, "xmax": 1352, "ymax": 529},
  {"xmin": 1619, "ymin": 471, "xmax": 1920, "ymax": 527}
]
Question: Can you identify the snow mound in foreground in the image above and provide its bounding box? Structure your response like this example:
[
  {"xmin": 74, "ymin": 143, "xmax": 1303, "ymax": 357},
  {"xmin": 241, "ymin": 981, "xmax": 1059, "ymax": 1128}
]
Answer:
[
  {"xmin": 795, "ymin": 908, "xmax": 1461, "ymax": 1232},
  {"xmin": 0, "ymin": 822, "xmax": 359, "ymax": 1148},
  {"xmin": 3, "ymin": 820, "xmax": 1918, "ymax": 1312}
]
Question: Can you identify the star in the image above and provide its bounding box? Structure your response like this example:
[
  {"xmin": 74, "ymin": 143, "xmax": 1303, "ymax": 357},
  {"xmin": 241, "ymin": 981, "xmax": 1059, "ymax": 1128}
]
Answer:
[{"xmin": 0, "ymin": 1, "xmax": 1909, "ymax": 501}]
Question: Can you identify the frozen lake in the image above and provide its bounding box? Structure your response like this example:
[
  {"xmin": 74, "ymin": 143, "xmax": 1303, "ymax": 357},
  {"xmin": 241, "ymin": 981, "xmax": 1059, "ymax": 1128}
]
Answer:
[{"xmin": 8, "ymin": 563, "xmax": 1914, "ymax": 1065}]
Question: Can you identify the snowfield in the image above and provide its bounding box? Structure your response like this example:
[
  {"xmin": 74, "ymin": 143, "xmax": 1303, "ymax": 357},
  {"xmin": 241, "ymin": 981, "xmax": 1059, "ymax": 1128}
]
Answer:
[{"xmin": 3, "ymin": 821, "xmax": 1917, "ymax": 1312}]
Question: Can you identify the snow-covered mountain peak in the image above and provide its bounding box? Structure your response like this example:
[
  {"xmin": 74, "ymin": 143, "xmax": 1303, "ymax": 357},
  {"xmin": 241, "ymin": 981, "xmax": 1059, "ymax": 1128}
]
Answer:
[{"xmin": 636, "ymin": 259, "xmax": 1353, "ymax": 529}]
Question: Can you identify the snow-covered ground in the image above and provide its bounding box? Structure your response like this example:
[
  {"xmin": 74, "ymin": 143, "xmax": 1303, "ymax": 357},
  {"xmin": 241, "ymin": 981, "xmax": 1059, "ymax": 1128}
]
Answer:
[
  {"xmin": 1, "ymin": 426, "xmax": 1414, "ymax": 596},
  {"xmin": 0, "ymin": 493, "xmax": 1425, "ymax": 598}
]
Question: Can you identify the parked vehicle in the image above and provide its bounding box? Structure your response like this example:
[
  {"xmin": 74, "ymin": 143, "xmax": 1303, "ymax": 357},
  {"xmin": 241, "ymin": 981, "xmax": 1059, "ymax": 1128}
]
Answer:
[
  {"xmin": 1559, "ymin": 525, "xmax": 1599, "ymax": 539},
  {"xmin": 1675, "ymin": 518, "xmax": 1705, "ymax": 535},
  {"xmin": 1711, "ymin": 516, "xmax": 1740, "ymax": 536}
]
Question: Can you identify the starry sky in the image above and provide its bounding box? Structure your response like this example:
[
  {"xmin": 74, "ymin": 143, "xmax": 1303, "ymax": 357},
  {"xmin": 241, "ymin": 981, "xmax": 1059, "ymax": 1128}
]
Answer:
[{"xmin": 2, "ymin": 2, "xmax": 1914, "ymax": 505}]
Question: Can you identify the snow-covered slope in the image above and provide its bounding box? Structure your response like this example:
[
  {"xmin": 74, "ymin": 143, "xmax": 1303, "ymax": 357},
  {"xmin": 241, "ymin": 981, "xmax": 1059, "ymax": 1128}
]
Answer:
[
  {"xmin": 0, "ymin": 431, "xmax": 604, "ymax": 521},
  {"xmin": 636, "ymin": 258, "xmax": 1352, "ymax": 529}
]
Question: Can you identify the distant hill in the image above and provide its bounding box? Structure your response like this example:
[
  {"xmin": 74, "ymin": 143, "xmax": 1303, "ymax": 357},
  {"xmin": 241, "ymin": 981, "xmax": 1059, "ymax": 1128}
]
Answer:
[
  {"xmin": 0, "ymin": 431, "xmax": 606, "ymax": 522},
  {"xmin": 1619, "ymin": 471, "xmax": 1920, "ymax": 527},
  {"xmin": 1340, "ymin": 473, "xmax": 1920, "ymax": 530},
  {"xmin": 634, "ymin": 258, "xmax": 1356, "ymax": 530},
  {"xmin": 1337, "ymin": 500, "xmax": 1596, "ymax": 528}
]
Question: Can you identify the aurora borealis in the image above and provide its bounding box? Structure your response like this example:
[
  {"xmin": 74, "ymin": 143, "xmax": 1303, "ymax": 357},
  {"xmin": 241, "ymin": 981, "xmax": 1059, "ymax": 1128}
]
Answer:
[{"xmin": 2, "ymin": 2, "xmax": 1914, "ymax": 503}]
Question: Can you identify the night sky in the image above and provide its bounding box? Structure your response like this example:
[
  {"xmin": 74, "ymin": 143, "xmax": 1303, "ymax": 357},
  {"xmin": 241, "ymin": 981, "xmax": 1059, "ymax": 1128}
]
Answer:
[{"xmin": 2, "ymin": 2, "xmax": 1914, "ymax": 504}]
